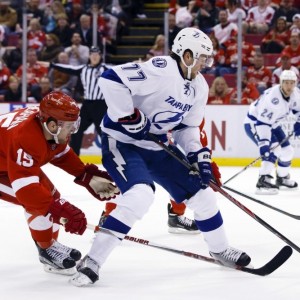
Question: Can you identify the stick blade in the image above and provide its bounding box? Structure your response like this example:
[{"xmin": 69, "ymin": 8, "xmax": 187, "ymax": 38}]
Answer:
[{"xmin": 240, "ymin": 246, "xmax": 293, "ymax": 276}]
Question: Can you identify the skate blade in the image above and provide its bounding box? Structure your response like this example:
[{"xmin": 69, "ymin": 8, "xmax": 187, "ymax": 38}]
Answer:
[
  {"xmin": 43, "ymin": 264, "xmax": 77, "ymax": 276},
  {"xmin": 255, "ymin": 188, "xmax": 279, "ymax": 195},
  {"xmin": 69, "ymin": 272, "xmax": 94, "ymax": 287},
  {"xmin": 168, "ymin": 227, "xmax": 200, "ymax": 234},
  {"xmin": 278, "ymin": 186, "xmax": 298, "ymax": 191}
]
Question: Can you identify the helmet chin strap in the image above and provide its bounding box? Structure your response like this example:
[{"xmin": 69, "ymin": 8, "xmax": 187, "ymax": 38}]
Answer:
[
  {"xmin": 181, "ymin": 57, "xmax": 197, "ymax": 80},
  {"xmin": 43, "ymin": 122, "xmax": 62, "ymax": 144}
]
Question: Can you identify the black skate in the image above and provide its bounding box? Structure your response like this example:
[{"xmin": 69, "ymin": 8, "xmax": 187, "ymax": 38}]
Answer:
[
  {"xmin": 36, "ymin": 241, "xmax": 77, "ymax": 275},
  {"xmin": 70, "ymin": 255, "xmax": 100, "ymax": 287},
  {"xmin": 167, "ymin": 203, "xmax": 199, "ymax": 234},
  {"xmin": 276, "ymin": 174, "xmax": 298, "ymax": 190},
  {"xmin": 210, "ymin": 246, "xmax": 251, "ymax": 267},
  {"xmin": 256, "ymin": 175, "xmax": 279, "ymax": 195}
]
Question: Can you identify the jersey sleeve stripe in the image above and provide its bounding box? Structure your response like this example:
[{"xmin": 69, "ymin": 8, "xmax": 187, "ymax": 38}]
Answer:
[{"xmin": 11, "ymin": 176, "xmax": 39, "ymax": 193}]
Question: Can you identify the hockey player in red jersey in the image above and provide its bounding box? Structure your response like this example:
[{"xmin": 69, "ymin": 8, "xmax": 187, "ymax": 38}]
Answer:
[{"xmin": 0, "ymin": 91, "xmax": 119, "ymax": 275}]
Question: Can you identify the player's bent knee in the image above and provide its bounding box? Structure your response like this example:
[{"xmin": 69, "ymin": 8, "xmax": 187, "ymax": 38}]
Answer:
[
  {"xmin": 279, "ymin": 145, "xmax": 294, "ymax": 162},
  {"xmin": 185, "ymin": 187, "xmax": 219, "ymax": 221},
  {"xmin": 112, "ymin": 184, "xmax": 154, "ymax": 222}
]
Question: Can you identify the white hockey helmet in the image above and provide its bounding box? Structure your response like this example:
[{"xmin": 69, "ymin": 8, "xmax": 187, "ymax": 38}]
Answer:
[
  {"xmin": 280, "ymin": 70, "xmax": 297, "ymax": 86},
  {"xmin": 172, "ymin": 27, "xmax": 214, "ymax": 67}
]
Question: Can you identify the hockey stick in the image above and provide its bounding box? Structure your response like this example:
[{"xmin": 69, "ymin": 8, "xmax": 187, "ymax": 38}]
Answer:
[
  {"xmin": 148, "ymin": 133, "xmax": 300, "ymax": 253},
  {"xmin": 223, "ymin": 185, "xmax": 300, "ymax": 220},
  {"xmin": 223, "ymin": 132, "xmax": 294, "ymax": 185},
  {"xmin": 86, "ymin": 223, "xmax": 292, "ymax": 276}
]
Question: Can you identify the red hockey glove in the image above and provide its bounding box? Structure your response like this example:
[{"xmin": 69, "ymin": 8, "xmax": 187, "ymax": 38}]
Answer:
[
  {"xmin": 74, "ymin": 164, "xmax": 119, "ymax": 201},
  {"xmin": 49, "ymin": 198, "xmax": 87, "ymax": 235},
  {"xmin": 211, "ymin": 161, "xmax": 222, "ymax": 191}
]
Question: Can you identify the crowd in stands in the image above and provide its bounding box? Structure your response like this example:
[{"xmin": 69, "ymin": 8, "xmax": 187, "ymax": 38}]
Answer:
[
  {"xmin": 0, "ymin": 0, "xmax": 298, "ymax": 104},
  {"xmin": 0, "ymin": 0, "xmax": 147, "ymax": 103}
]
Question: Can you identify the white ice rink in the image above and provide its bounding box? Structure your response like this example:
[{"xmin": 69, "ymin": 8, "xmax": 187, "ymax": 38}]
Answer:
[{"xmin": 1, "ymin": 164, "xmax": 300, "ymax": 300}]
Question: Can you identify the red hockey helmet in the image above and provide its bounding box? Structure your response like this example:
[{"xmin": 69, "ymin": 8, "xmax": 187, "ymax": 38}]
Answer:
[{"xmin": 39, "ymin": 91, "xmax": 80, "ymax": 123}]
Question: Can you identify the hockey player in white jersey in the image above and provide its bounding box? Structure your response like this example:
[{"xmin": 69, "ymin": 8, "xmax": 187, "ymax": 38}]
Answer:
[
  {"xmin": 244, "ymin": 70, "xmax": 300, "ymax": 195},
  {"xmin": 70, "ymin": 27, "xmax": 251, "ymax": 287}
]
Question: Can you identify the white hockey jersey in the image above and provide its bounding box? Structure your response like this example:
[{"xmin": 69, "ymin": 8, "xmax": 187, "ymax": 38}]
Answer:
[
  {"xmin": 99, "ymin": 56, "xmax": 208, "ymax": 153},
  {"xmin": 245, "ymin": 85, "xmax": 300, "ymax": 141}
]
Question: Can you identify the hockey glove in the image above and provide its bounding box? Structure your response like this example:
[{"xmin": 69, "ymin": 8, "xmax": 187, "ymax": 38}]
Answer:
[
  {"xmin": 187, "ymin": 147, "xmax": 212, "ymax": 188},
  {"xmin": 294, "ymin": 122, "xmax": 300, "ymax": 136},
  {"xmin": 74, "ymin": 164, "xmax": 119, "ymax": 201},
  {"xmin": 118, "ymin": 108, "xmax": 151, "ymax": 140},
  {"xmin": 49, "ymin": 198, "xmax": 87, "ymax": 235},
  {"xmin": 259, "ymin": 144, "xmax": 277, "ymax": 163}
]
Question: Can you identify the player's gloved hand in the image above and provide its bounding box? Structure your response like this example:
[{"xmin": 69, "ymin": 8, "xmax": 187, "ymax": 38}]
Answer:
[
  {"xmin": 294, "ymin": 122, "xmax": 300, "ymax": 136},
  {"xmin": 187, "ymin": 147, "xmax": 212, "ymax": 189},
  {"xmin": 74, "ymin": 164, "xmax": 119, "ymax": 201},
  {"xmin": 259, "ymin": 144, "xmax": 277, "ymax": 163},
  {"xmin": 49, "ymin": 198, "xmax": 87, "ymax": 235},
  {"xmin": 118, "ymin": 108, "xmax": 151, "ymax": 140}
]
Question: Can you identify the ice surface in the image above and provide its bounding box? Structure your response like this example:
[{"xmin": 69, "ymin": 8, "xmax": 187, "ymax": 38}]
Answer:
[{"xmin": 1, "ymin": 164, "xmax": 300, "ymax": 300}]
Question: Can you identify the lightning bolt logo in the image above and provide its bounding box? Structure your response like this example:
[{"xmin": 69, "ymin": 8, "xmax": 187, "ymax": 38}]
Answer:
[{"xmin": 113, "ymin": 149, "xmax": 127, "ymax": 182}]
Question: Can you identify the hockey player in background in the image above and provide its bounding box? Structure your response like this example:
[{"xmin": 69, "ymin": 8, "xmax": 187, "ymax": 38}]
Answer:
[
  {"xmin": 244, "ymin": 70, "xmax": 300, "ymax": 195},
  {"xmin": 0, "ymin": 91, "xmax": 119, "ymax": 275},
  {"xmin": 70, "ymin": 27, "xmax": 251, "ymax": 287}
]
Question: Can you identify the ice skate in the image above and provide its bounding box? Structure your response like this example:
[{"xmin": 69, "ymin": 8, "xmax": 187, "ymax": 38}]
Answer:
[
  {"xmin": 70, "ymin": 255, "xmax": 100, "ymax": 287},
  {"xmin": 210, "ymin": 246, "xmax": 251, "ymax": 267},
  {"xmin": 167, "ymin": 204, "xmax": 200, "ymax": 234},
  {"xmin": 36, "ymin": 241, "xmax": 77, "ymax": 275},
  {"xmin": 276, "ymin": 174, "xmax": 298, "ymax": 190},
  {"xmin": 256, "ymin": 175, "xmax": 279, "ymax": 195}
]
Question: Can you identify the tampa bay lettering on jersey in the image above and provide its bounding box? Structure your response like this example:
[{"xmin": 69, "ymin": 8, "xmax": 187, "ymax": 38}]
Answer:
[{"xmin": 165, "ymin": 96, "xmax": 192, "ymax": 112}]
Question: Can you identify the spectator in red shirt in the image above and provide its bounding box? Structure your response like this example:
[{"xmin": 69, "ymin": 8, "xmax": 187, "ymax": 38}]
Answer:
[
  {"xmin": 27, "ymin": 18, "xmax": 46, "ymax": 53},
  {"xmin": 16, "ymin": 48, "xmax": 48, "ymax": 102},
  {"xmin": 261, "ymin": 16, "xmax": 290, "ymax": 53},
  {"xmin": 0, "ymin": 58, "xmax": 11, "ymax": 95},
  {"xmin": 208, "ymin": 76, "xmax": 235, "ymax": 104},
  {"xmin": 277, "ymin": 29, "xmax": 300, "ymax": 70},
  {"xmin": 246, "ymin": 52, "xmax": 272, "ymax": 94}
]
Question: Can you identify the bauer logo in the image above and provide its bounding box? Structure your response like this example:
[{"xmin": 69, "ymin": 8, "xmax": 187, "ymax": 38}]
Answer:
[
  {"xmin": 152, "ymin": 58, "xmax": 167, "ymax": 68},
  {"xmin": 271, "ymin": 98, "xmax": 279, "ymax": 105}
]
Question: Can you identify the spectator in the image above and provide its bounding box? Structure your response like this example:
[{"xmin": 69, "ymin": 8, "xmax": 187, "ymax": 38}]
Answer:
[
  {"xmin": 131, "ymin": 0, "xmax": 147, "ymax": 19},
  {"xmin": 16, "ymin": 0, "xmax": 45, "ymax": 27},
  {"xmin": 148, "ymin": 34, "xmax": 166, "ymax": 57},
  {"xmin": 27, "ymin": 18, "xmax": 46, "ymax": 53},
  {"xmin": 38, "ymin": 33, "xmax": 64, "ymax": 62},
  {"xmin": 194, "ymin": 0, "xmax": 219, "ymax": 33},
  {"xmin": 272, "ymin": 53, "xmax": 300, "ymax": 85},
  {"xmin": 243, "ymin": 0, "xmax": 275, "ymax": 34},
  {"xmin": 3, "ymin": 33, "xmax": 22, "ymax": 73},
  {"xmin": 167, "ymin": 13, "xmax": 181, "ymax": 50},
  {"xmin": 290, "ymin": 13, "xmax": 300, "ymax": 32},
  {"xmin": 231, "ymin": 73, "xmax": 260, "ymax": 104},
  {"xmin": 51, "ymin": 13, "xmax": 73, "ymax": 48},
  {"xmin": 0, "ymin": 58, "xmax": 11, "ymax": 95},
  {"xmin": 280, "ymin": 29, "xmax": 300, "ymax": 69},
  {"xmin": 246, "ymin": 52, "xmax": 272, "ymax": 94},
  {"xmin": 261, "ymin": 16, "xmax": 290, "ymax": 53},
  {"xmin": 64, "ymin": 32, "xmax": 89, "ymax": 66},
  {"xmin": 211, "ymin": 9, "xmax": 238, "ymax": 46},
  {"xmin": 15, "ymin": 48, "xmax": 48, "ymax": 102},
  {"xmin": 42, "ymin": 0, "xmax": 66, "ymax": 33},
  {"xmin": 75, "ymin": 14, "xmax": 102, "ymax": 48},
  {"xmin": 207, "ymin": 76, "xmax": 235, "ymax": 104},
  {"xmin": 48, "ymin": 51, "xmax": 77, "ymax": 97},
  {"xmin": 31, "ymin": 75, "xmax": 53, "ymax": 102},
  {"xmin": 0, "ymin": 1, "xmax": 17, "ymax": 33},
  {"xmin": 175, "ymin": 0, "xmax": 196, "ymax": 28},
  {"xmin": 3, "ymin": 75, "xmax": 21, "ymax": 102},
  {"xmin": 216, "ymin": 34, "xmax": 256, "ymax": 76},
  {"xmin": 271, "ymin": 0, "xmax": 299, "ymax": 27},
  {"xmin": 226, "ymin": 0, "xmax": 246, "ymax": 24},
  {"xmin": 65, "ymin": 0, "xmax": 84, "ymax": 30}
]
